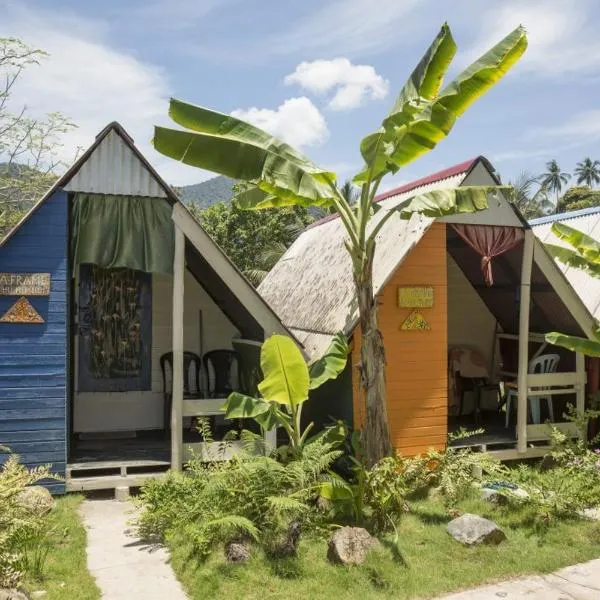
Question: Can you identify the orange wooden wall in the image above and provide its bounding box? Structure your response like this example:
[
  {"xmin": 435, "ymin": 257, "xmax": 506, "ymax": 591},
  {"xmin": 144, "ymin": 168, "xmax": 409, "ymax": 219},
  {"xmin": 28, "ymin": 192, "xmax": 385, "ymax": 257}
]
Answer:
[{"xmin": 352, "ymin": 223, "xmax": 448, "ymax": 456}]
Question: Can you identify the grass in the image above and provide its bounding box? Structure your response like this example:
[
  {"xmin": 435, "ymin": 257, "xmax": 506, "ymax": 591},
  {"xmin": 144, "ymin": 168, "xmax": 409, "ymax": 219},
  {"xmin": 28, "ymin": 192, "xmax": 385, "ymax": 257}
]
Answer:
[
  {"xmin": 23, "ymin": 494, "xmax": 100, "ymax": 600},
  {"xmin": 167, "ymin": 495, "xmax": 600, "ymax": 600}
]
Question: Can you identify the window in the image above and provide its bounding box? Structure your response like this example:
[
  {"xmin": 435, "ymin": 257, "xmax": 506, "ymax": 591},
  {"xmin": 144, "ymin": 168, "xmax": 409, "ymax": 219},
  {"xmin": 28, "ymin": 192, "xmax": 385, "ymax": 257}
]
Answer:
[{"xmin": 78, "ymin": 264, "xmax": 151, "ymax": 392}]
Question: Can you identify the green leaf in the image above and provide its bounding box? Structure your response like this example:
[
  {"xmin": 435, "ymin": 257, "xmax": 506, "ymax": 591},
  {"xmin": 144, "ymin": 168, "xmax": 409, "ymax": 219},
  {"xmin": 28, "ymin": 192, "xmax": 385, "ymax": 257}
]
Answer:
[
  {"xmin": 258, "ymin": 335, "xmax": 309, "ymax": 407},
  {"xmin": 545, "ymin": 244, "xmax": 600, "ymax": 279},
  {"xmin": 319, "ymin": 477, "xmax": 355, "ymax": 501},
  {"xmin": 550, "ymin": 222, "xmax": 600, "ymax": 264},
  {"xmin": 153, "ymin": 99, "xmax": 337, "ymax": 208},
  {"xmin": 546, "ymin": 332, "xmax": 600, "ymax": 357},
  {"xmin": 308, "ymin": 332, "xmax": 349, "ymax": 390},
  {"xmin": 355, "ymin": 25, "xmax": 526, "ymax": 182},
  {"xmin": 356, "ymin": 23, "xmax": 456, "ymax": 183},
  {"xmin": 223, "ymin": 392, "xmax": 271, "ymax": 420},
  {"xmin": 254, "ymin": 403, "xmax": 286, "ymax": 431},
  {"xmin": 396, "ymin": 186, "xmax": 494, "ymax": 219}
]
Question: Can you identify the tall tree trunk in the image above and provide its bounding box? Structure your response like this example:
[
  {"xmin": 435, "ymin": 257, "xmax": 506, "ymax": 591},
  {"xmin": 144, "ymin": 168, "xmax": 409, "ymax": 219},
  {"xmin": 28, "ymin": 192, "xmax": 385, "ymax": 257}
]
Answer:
[{"xmin": 355, "ymin": 247, "xmax": 393, "ymax": 466}]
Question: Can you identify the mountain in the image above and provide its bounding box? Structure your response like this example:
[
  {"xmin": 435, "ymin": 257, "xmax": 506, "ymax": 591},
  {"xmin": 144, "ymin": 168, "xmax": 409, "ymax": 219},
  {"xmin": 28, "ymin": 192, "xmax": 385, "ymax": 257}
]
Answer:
[{"xmin": 176, "ymin": 175, "xmax": 236, "ymax": 209}]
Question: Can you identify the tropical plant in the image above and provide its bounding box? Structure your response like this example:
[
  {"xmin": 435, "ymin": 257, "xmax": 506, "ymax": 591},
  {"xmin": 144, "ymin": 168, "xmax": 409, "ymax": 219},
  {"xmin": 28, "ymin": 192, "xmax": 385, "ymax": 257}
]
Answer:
[
  {"xmin": 574, "ymin": 158, "xmax": 600, "ymax": 188},
  {"xmin": 0, "ymin": 450, "xmax": 55, "ymax": 588},
  {"xmin": 540, "ymin": 160, "xmax": 571, "ymax": 206},
  {"xmin": 137, "ymin": 435, "xmax": 342, "ymax": 559},
  {"xmin": 223, "ymin": 333, "xmax": 349, "ymax": 458},
  {"xmin": 544, "ymin": 222, "xmax": 600, "ymax": 356},
  {"xmin": 509, "ymin": 171, "xmax": 552, "ymax": 218},
  {"xmin": 153, "ymin": 24, "xmax": 527, "ymax": 465}
]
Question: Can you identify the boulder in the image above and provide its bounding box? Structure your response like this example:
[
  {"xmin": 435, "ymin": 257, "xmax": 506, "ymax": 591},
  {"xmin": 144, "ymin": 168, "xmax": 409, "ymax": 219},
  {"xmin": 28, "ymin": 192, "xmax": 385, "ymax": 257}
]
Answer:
[
  {"xmin": 0, "ymin": 591, "xmax": 30, "ymax": 600},
  {"xmin": 327, "ymin": 527, "xmax": 380, "ymax": 565},
  {"xmin": 16, "ymin": 486, "xmax": 54, "ymax": 516},
  {"xmin": 540, "ymin": 454, "xmax": 557, "ymax": 471},
  {"xmin": 225, "ymin": 540, "xmax": 251, "ymax": 564},
  {"xmin": 481, "ymin": 486, "xmax": 528, "ymax": 504},
  {"xmin": 447, "ymin": 514, "xmax": 506, "ymax": 546},
  {"xmin": 269, "ymin": 521, "xmax": 302, "ymax": 558}
]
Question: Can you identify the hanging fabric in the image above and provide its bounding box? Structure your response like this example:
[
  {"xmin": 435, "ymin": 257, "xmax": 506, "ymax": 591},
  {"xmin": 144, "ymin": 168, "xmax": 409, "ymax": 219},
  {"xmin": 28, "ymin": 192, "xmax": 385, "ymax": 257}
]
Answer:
[
  {"xmin": 452, "ymin": 224, "xmax": 524, "ymax": 286},
  {"xmin": 71, "ymin": 194, "xmax": 175, "ymax": 274}
]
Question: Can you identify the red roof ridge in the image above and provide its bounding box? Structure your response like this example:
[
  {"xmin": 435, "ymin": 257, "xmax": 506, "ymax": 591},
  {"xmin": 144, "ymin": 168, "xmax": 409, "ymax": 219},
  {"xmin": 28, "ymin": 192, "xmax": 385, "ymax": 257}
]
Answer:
[{"xmin": 306, "ymin": 156, "xmax": 482, "ymax": 231}]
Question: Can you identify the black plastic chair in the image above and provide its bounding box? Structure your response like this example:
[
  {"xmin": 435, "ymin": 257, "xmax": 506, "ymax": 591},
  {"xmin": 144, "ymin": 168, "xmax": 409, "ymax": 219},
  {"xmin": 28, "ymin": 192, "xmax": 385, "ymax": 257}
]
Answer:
[
  {"xmin": 203, "ymin": 350, "xmax": 241, "ymax": 398},
  {"xmin": 160, "ymin": 351, "xmax": 202, "ymax": 432}
]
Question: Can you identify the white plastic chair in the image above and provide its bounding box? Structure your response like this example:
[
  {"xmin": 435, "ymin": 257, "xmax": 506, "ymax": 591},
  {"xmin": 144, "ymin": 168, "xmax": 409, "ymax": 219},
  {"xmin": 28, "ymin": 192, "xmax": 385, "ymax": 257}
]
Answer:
[{"xmin": 505, "ymin": 354, "xmax": 559, "ymax": 427}]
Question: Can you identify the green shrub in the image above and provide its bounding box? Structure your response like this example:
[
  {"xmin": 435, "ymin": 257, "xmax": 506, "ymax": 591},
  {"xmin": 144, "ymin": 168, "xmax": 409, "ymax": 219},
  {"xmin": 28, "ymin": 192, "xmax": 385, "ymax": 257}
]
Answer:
[
  {"xmin": 0, "ymin": 451, "xmax": 55, "ymax": 588},
  {"xmin": 137, "ymin": 437, "xmax": 342, "ymax": 560}
]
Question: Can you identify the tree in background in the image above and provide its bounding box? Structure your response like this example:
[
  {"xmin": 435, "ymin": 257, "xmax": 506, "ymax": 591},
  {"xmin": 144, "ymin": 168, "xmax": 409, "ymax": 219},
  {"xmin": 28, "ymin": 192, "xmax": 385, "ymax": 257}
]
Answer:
[
  {"xmin": 540, "ymin": 160, "xmax": 571, "ymax": 209},
  {"xmin": 190, "ymin": 195, "xmax": 312, "ymax": 285},
  {"xmin": 509, "ymin": 171, "xmax": 552, "ymax": 219},
  {"xmin": 0, "ymin": 37, "xmax": 75, "ymax": 239},
  {"xmin": 154, "ymin": 24, "xmax": 527, "ymax": 465},
  {"xmin": 556, "ymin": 186, "xmax": 600, "ymax": 213},
  {"xmin": 574, "ymin": 157, "xmax": 600, "ymax": 188}
]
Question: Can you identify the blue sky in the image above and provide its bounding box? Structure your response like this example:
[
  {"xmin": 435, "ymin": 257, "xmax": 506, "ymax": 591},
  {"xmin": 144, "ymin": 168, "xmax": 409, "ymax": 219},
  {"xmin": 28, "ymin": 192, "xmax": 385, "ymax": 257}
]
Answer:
[{"xmin": 4, "ymin": 0, "xmax": 600, "ymax": 190}]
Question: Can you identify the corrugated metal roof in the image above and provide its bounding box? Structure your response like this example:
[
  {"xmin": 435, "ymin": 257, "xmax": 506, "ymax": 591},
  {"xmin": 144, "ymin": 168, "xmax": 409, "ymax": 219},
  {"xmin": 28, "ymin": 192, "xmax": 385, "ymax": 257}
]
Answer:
[
  {"xmin": 259, "ymin": 161, "xmax": 472, "ymax": 359},
  {"xmin": 64, "ymin": 129, "xmax": 167, "ymax": 197},
  {"xmin": 532, "ymin": 209, "xmax": 600, "ymax": 319}
]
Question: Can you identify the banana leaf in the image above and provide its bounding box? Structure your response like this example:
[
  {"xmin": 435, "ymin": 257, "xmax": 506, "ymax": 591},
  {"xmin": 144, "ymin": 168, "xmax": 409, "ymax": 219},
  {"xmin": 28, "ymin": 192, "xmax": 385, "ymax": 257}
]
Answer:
[
  {"xmin": 153, "ymin": 99, "xmax": 337, "ymax": 208},
  {"xmin": 308, "ymin": 332, "xmax": 349, "ymax": 390},
  {"xmin": 550, "ymin": 222, "xmax": 600, "ymax": 264},
  {"xmin": 545, "ymin": 243, "xmax": 600, "ymax": 279},
  {"xmin": 356, "ymin": 25, "xmax": 527, "ymax": 182},
  {"xmin": 223, "ymin": 392, "xmax": 271, "ymax": 419},
  {"xmin": 546, "ymin": 332, "xmax": 600, "ymax": 357},
  {"xmin": 257, "ymin": 335, "xmax": 310, "ymax": 407}
]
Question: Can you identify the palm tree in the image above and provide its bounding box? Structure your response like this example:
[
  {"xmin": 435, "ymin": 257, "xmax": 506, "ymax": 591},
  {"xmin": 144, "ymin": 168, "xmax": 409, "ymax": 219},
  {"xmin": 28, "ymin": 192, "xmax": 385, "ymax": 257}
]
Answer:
[
  {"xmin": 574, "ymin": 157, "xmax": 600, "ymax": 187},
  {"xmin": 509, "ymin": 171, "xmax": 552, "ymax": 219},
  {"xmin": 541, "ymin": 160, "xmax": 571, "ymax": 200}
]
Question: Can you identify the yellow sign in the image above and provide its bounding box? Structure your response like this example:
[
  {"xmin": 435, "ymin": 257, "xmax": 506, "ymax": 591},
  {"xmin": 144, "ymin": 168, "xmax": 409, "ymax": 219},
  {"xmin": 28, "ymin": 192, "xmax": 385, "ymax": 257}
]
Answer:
[
  {"xmin": 0, "ymin": 297, "xmax": 44, "ymax": 324},
  {"xmin": 398, "ymin": 286, "xmax": 434, "ymax": 308},
  {"xmin": 0, "ymin": 273, "xmax": 51, "ymax": 296},
  {"xmin": 400, "ymin": 311, "xmax": 430, "ymax": 331}
]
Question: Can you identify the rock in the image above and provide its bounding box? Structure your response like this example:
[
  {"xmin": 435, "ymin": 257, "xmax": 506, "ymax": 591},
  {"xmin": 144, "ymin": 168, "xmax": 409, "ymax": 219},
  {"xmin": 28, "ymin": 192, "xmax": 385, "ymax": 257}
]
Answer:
[
  {"xmin": 15, "ymin": 486, "xmax": 54, "ymax": 516},
  {"xmin": 540, "ymin": 454, "xmax": 557, "ymax": 471},
  {"xmin": 225, "ymin": 540, "xmax": 251, "ymax": 563},
  {"xmin": 0, "ymin": 591, "xmax": 30, "ymax": 600},
  {"xmin": 579, "ymin": 507, "xmax": 600, "ymax": 521},
  {"xmin": 481, "ymin": 486, "xmax": 528, "ymax": 504},
  {"xmin": 327, "ymin": 527, "xmax": 380, "ymax": 565},
  {"xmin": 269, "ymin": 521, "xmax": 302, "ymax": 558},
  {"xmin": 447, "ymin": 514, "xmax": 506, "ymax": 546}
]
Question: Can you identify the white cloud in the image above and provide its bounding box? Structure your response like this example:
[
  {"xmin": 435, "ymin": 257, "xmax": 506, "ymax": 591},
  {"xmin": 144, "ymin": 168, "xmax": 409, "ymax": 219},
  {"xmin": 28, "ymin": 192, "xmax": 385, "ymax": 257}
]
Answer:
[
  {"xmin": 269, "ymin": 0, "xmax": 425, "ymax": 57},
  {"xmin": 530, "ymin": 110, "xmax": 600, "ymax": 143},
  {"xmin": 231, "ymin": 97, "xmax": 328, "ymax": 148},
  {"xmin": 284, "ymin": 58, "xmax": 388, "ymax": 111},
  {"xmin": 461, "ymin": 0, "xmax": 600, "ymax": 77},
  {"xmin": 3, "ymin": 5, "xmax": 204, "ymax": 185}
]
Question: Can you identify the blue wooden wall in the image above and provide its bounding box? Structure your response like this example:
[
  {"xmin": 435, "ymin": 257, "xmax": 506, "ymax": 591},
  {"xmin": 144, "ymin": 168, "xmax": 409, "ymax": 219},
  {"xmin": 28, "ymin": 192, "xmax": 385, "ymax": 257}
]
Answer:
[{"xmin": 0, "ymin": 190, "xmax": 69, "ymax": 493}]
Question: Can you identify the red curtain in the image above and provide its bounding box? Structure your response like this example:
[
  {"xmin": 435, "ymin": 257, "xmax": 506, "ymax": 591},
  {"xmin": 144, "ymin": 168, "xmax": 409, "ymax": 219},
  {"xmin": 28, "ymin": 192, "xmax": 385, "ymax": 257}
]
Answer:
[{"xmin": 452, "ymin": 224, "xmax": 524, "ymax": 286}]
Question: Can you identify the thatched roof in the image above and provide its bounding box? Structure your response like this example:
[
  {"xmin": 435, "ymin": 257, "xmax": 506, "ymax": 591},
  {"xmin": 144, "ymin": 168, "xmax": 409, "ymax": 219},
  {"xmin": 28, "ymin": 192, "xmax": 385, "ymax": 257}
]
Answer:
[{"xmin": 258, "ymin": 158, "xmax": 480, "ymax": 359}]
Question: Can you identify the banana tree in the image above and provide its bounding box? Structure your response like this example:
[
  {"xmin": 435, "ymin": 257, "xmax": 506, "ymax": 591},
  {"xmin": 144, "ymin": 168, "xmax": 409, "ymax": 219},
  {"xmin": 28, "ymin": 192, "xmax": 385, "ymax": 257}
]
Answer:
[
  {"xmin": 153, "ymin": 24, "xmax": 527, "ymax": 465},
  {"xmin": 223, "ymin": 333, "xmax": 349, "ymax": 457},
  {"xmin": 545, "ymin": 222, "xmax": 600, "ymax": 356}
]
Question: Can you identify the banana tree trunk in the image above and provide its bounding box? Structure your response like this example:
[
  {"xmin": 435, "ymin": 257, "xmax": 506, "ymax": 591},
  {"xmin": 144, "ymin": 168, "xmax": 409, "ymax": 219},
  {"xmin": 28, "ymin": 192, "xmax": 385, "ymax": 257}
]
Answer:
[{"xmin": 354, "ymin": 247, "xmax": 393, "ymax": 465}]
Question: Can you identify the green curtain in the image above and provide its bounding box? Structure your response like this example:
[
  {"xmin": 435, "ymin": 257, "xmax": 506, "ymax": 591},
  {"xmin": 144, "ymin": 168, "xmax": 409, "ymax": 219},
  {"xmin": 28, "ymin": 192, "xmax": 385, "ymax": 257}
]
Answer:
[{"xmin": 72, "ymin": 194, "xmax": 175, "ymax": 274}]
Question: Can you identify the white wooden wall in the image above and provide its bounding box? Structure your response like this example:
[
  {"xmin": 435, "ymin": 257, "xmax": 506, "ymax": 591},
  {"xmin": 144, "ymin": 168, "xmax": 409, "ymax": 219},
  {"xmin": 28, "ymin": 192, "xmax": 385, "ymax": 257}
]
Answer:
[
  {"xmin": 73, "ymin": 270, "xmax": 240, "ymax": 432},
  {"xmin": 447, "ymin": 255, "xmax": 498, "ymax": 369}
]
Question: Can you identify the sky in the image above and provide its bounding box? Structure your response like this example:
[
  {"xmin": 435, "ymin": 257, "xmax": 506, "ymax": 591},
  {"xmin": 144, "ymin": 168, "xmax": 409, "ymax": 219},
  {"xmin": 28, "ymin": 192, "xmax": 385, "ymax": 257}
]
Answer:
[{"xmin": 4, "ymin": 0, "xmax": 600, "ymax": 190}]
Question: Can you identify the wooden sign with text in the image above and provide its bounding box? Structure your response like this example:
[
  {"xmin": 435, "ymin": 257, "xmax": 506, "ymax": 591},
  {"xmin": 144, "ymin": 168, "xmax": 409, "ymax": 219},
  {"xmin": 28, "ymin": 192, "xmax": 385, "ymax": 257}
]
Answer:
[
  {"xmin": 0, "ymin": 273, "xmax": 51, "ymax": 296},
  {"xmin": 398, "ymin": 286, "xmax": 434, "ymax": 308}
]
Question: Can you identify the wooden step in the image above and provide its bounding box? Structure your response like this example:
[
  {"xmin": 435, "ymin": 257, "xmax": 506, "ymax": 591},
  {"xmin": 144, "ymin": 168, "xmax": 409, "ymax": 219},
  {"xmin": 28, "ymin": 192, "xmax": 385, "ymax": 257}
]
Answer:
[
  {"xmin": 66, "ymin": 471, "xmax": 166, "ymax": 492},
  {"xmin": 68, "ymin": 459, "xmax": 170, "ymax": 473}
]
